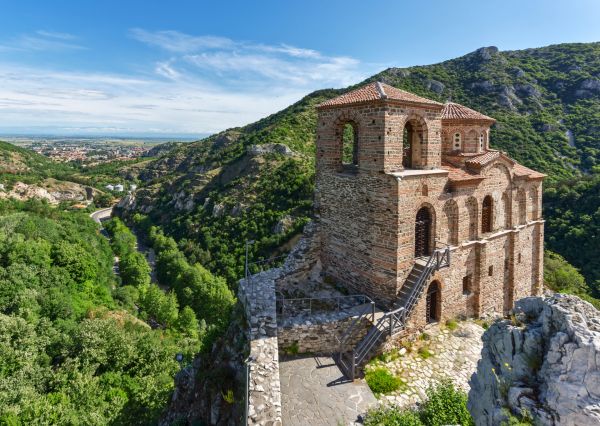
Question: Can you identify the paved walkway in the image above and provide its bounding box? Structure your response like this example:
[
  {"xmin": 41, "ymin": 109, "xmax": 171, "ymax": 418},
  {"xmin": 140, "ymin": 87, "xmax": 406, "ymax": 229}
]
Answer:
[
  {"xmin": 280, "ymin": 356, "xmax": 378, "ymax": 426},
  {"xmin": 368, "ymin": 320, "xmax": 484, "ymax": 408}
]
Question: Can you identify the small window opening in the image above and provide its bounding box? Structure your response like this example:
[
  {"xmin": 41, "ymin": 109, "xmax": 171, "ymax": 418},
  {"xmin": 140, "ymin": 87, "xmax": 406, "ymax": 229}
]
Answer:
[
  {"xmin": 479, "ymin": 133, "xmax": 485, "ymax": 151},
  {"xmin": 342, "ymin": 123, "xmax": 358, "ymax": 166},
  {"xmin": 488, "ymin": 265, "xmax": 494, "ymax": 276},
  {"xmin": 518, "ymin": 253, "xmax": 522, "ymax": 263},
  {"xmin": 453, "ymin": 133, "xmax": 461, "ymax": 150}
]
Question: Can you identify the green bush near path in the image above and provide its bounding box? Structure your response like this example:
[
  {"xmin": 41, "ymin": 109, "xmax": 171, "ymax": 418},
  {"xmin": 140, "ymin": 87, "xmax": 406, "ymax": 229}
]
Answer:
[
  {"xmin": 365, "ymin": 367, "xmax": 405, "ymax": 395},
  {"xmin": 364, "ymin": 380, "xmax": 473, "ymax": 426}
]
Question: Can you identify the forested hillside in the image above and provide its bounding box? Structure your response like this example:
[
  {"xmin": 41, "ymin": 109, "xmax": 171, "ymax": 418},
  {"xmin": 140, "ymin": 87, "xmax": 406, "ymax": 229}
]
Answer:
[
  {"xmin": 0, "ymin": 199, "xmax": 236, "ymax": 424},
  {"xmin": 120, "ymin": 42, "xmax": 600, "ymax": 297}
]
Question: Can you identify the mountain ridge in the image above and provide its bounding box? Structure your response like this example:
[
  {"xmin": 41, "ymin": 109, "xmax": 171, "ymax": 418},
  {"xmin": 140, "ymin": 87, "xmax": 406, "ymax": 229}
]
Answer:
[{"xmin": 93, "ymin": 42, "xmax": 600, "ymax": 292}]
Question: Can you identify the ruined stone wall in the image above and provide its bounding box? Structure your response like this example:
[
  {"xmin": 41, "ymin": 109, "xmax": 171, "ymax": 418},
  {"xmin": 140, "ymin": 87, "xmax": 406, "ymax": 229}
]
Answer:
[{"xmin": 278, "ymin": 313, "xmax": 371, "ymax": 355}]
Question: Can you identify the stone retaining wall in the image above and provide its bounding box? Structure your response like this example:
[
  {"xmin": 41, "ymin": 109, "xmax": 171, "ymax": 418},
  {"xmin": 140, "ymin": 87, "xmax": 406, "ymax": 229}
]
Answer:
[
  {"xmin": 278, "ymin": 312, "xmax": 372, "ymax": 355},
  {"xmin": 239, "ymin": 269, "xmax": 283, "ymax": 426}
]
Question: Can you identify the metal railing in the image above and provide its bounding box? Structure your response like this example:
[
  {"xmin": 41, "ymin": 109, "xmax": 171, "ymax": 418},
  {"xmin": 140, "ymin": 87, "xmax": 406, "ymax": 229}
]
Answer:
[
  {"xmin": 336, "ymin": 245, "xmax": 451, "ymax": 380},
  {"xmin": 402, "ymin": 245, "xmax": 450, "ymax": 316},
  {"xmin": 277, "ymin": 294, "xmax": 375, "ymax": 318}
]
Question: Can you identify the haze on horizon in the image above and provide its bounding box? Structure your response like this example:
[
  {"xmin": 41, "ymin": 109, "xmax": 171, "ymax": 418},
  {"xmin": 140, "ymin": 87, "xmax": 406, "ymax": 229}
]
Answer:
[{"xmin": 1, "ymin": 0, "xmax": 600, "ymax": 138}]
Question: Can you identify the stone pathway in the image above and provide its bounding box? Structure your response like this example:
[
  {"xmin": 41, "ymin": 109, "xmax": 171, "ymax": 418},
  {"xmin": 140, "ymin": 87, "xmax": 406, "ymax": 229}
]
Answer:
[
  {"xmin": 280, "ymin": 355, "xmax": 378, "ymax": 426},
  {"xmin": 368, "ymin": 320, "xmax": 484, "ymax": 408}
]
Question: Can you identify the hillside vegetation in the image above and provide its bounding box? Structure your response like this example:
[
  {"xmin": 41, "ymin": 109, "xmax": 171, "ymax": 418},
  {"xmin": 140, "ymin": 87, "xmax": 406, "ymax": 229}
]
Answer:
[{"xmin": 119, "ymin": 42, "xmax": 600, "ymax": 297}]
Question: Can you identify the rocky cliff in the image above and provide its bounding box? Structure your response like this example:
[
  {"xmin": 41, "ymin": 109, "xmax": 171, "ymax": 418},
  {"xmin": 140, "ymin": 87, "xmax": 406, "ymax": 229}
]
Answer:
[{"xmin": 468, "ymin": 294, "xmax": 600, "ymax": 425}]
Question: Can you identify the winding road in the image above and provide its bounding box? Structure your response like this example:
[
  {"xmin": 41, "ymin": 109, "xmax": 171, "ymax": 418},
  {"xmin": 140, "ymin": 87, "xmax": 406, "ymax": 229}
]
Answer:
[
  {"xmin": 90, "ymin": 206, "xmax": 114, "ymax": 225},
  {"xmin": 90, "ymin": 206, "xmax": 160, "ymax": 286}
]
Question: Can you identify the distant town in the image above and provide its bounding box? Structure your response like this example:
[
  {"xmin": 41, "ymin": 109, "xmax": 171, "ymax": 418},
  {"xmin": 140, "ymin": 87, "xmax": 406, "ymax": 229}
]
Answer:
[{"xmin": 2, "ymin": 135, "xmax": 197, "ymax": 165}]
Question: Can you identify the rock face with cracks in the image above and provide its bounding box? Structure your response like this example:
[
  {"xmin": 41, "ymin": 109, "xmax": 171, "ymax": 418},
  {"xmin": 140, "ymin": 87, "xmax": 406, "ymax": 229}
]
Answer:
[{"xmin": 468, "ymin": 294, "xmax": 600, "ymax": 425}]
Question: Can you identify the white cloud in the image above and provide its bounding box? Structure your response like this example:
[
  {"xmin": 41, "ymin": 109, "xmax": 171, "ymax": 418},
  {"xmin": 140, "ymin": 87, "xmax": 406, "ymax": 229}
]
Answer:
[
  {"xmin": 0, "ymin": 30, "xmax": 84, "ymax": 52},
  {"xmin": 0, "ymin": 29, "xmax": 381, "ymax": 136},
  {"xmin": 130, "ymin": 28, "xmax": 234, "ymax": 53}
]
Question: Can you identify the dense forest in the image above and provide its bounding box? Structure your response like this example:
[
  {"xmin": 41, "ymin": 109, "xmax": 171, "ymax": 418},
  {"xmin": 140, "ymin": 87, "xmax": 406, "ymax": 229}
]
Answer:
[{"xmin": 0, "ymin": 199, "xmax": 234, "ymax": 424}]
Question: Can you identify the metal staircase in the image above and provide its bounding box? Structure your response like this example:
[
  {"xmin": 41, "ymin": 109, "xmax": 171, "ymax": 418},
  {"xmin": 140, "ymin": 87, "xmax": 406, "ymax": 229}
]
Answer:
[{"xmin": 335, "ymin": 246, "xmax": 450, "ymax": 379}]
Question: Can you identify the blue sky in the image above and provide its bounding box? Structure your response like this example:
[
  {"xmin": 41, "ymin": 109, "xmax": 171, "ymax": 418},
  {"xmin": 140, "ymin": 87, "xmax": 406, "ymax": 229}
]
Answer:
[{"xmin": 1, "ymin": 0, "xmax": 599, "ymax": 137}]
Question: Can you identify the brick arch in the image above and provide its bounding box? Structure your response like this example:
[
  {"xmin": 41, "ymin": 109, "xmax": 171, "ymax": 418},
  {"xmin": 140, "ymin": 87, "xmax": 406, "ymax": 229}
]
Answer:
[
  {"xmin": 500, "ymin": 192, "xmax": 511, "ymax": 228},
  {"xmin": 426, "ymin": 280, "xmax": 442, "ymax": 323},
  {"xmin": 402, "ymin": 114, "xmax": 429, "ymax": 169},
  {"xmin": 528, "ymin": 186, "xmax": 539, "ymax": 220},
  {"xmin": 465, "ymin": 129, "xmax": 479, "ymax": 153},
  {"xmin": 466, "ymin": 196, "xmax": 479, "ymax": 240},
  {"xmin": 331, "ymin": 111, "xmax": 366, "ymax": 170},
  {"xmin": 414, "ymin": 202, "xmax": 436, "ymax": 257},
  {"xmin": 517, "ymin": 188, "xmax": 527, "ymax": 225},
  {"xmin": 442, "ymin": 199, "xmax": 459, "ymax": 245},
  {"xmin": 486, "ymin": 162, "xmax": 512, "ymax": 186}
]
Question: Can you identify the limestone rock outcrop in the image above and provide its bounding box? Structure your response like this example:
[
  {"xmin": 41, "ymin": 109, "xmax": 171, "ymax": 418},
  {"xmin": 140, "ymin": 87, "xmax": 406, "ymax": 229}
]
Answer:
[{"xmin": 468, "ymin": 294, "xmax": 600, "ymax": 425}]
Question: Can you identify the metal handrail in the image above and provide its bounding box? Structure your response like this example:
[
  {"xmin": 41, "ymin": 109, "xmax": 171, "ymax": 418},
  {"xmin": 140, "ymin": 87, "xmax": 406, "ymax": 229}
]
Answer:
[
  {"xmin": 336, "ymin": 245, "xmax": 451, "ymax": 379},
  {"xmin": 277, "ymin": 294, "xmax": 375, "ymax": 318}
]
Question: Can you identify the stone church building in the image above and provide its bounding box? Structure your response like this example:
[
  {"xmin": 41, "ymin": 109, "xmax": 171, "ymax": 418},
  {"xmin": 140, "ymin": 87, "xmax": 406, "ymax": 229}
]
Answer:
[{"xmin": 315, "ymin": 82, "xmax": 545, "ymax": 329}]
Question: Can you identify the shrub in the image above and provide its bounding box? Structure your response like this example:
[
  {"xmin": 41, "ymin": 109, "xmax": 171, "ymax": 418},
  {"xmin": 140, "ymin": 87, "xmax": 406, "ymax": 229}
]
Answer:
[
  {"xmin": 364, "ymin": 406, "xmax": 423, "ymax": 426},
  {"xmin": 365, "ymin": 367, "xmax": 405, "ymax": 395},
  {"xmin": 364, "ymin": 380, "xmax": 473, "ymax": 426},
  {"xmin": 419, "ymin": 380, "xmax": 473, "ymax": 426}
]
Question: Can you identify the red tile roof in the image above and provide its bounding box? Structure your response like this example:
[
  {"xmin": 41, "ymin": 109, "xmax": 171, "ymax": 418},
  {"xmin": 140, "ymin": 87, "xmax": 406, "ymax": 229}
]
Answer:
[
  {"xmin": 441, "ymin": 102, "xmax": 496, "ymax": 122},
  {"xmin": 465, "ymin": 151, "xmax": 501, "ymax": 168},
  {"xmin": 442, "ymin": 162, "xmax": 484, "ymax": 183},
  {"xmin": 317, "ymin": 82, "xmax": 443, "ymax": 108},
  {"xmin": 513, "ymin": 163, "xmax": 546, "ymax": 179}
]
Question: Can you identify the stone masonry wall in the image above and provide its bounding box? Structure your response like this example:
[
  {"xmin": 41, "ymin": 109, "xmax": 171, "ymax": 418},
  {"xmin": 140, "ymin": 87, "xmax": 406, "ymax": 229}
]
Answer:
[
  {"xmin": 239, "ymin": 269, "xmax": 283, "ymax": 426},
  {"xmin": 278, "ymin": 312, "xmax": 371, "ymax": 355}
]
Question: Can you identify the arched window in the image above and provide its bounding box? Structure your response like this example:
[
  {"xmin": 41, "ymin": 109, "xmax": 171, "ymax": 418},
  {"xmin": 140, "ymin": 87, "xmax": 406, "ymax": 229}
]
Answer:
[
  {"xmin": 482, "ymin": 195, "xmax": 493, "ymax": 233},
  {"xmin": 479, "ymin": 133, "xmax": 485, "ymax": 152},
  {"xmin": 453, "ymin": 132, "xmax": 462, "ymax": 151},
  {"xmin": 403, "ymin": 122, "xmax": 415, "ymax": 168},
  {"xmin": 342, "ymin": 122, "xmax": 358, "ymax": 166},
  {"xmin": 415, "ymin": 206, "xmax": 433, "ymax": 257},
  {"xmin": 426, "ymin": 281, "xmax": 441, "ymax": 323}
]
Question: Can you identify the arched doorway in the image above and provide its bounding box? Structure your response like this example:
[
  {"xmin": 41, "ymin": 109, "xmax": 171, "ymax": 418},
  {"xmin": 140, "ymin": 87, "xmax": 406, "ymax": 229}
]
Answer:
[
  {"xmin": 415, "ymin": 207, "xmax": 432, "ymax": 257},
  {"xmin": 426, "ymin": 281, "xmax": 441, "ymax": 323}
]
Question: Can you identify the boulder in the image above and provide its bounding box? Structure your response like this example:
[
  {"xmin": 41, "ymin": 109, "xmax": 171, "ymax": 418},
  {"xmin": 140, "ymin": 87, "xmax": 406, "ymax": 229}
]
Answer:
[{"xmin": 468, "ymin": 294, "xmax": 600, "ymax": 425}]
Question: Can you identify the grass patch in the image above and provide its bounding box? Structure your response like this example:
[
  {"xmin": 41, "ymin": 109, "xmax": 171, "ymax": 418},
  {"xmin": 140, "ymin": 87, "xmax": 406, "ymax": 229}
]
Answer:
[
  {"xmin": 365, "ymin": 367, "xmax": 405, "ymax": 395},
  {"xmin": 282, "ymin": 341, "xmax": 299, "ymax": 355},
  {"xmin": 419, "ymin": 332, "xmax": 431, "ymax": 341},
  {"xmin": 418, "ymin": 346, "xmax": 433, "ymax": 359},
  {"xmin": 373, "ymin": 348, "xmax": 402, "ymax": 363},
  {"xmin": 446, "ymin": 318, "xmax": 459, "ymax": 331}
]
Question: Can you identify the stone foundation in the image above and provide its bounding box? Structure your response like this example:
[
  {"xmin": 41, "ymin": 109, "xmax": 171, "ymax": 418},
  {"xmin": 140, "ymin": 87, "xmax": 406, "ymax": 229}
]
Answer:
[{"xmin": 278, "ymin": 311, "xmax": 371, "ymax": 355}]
